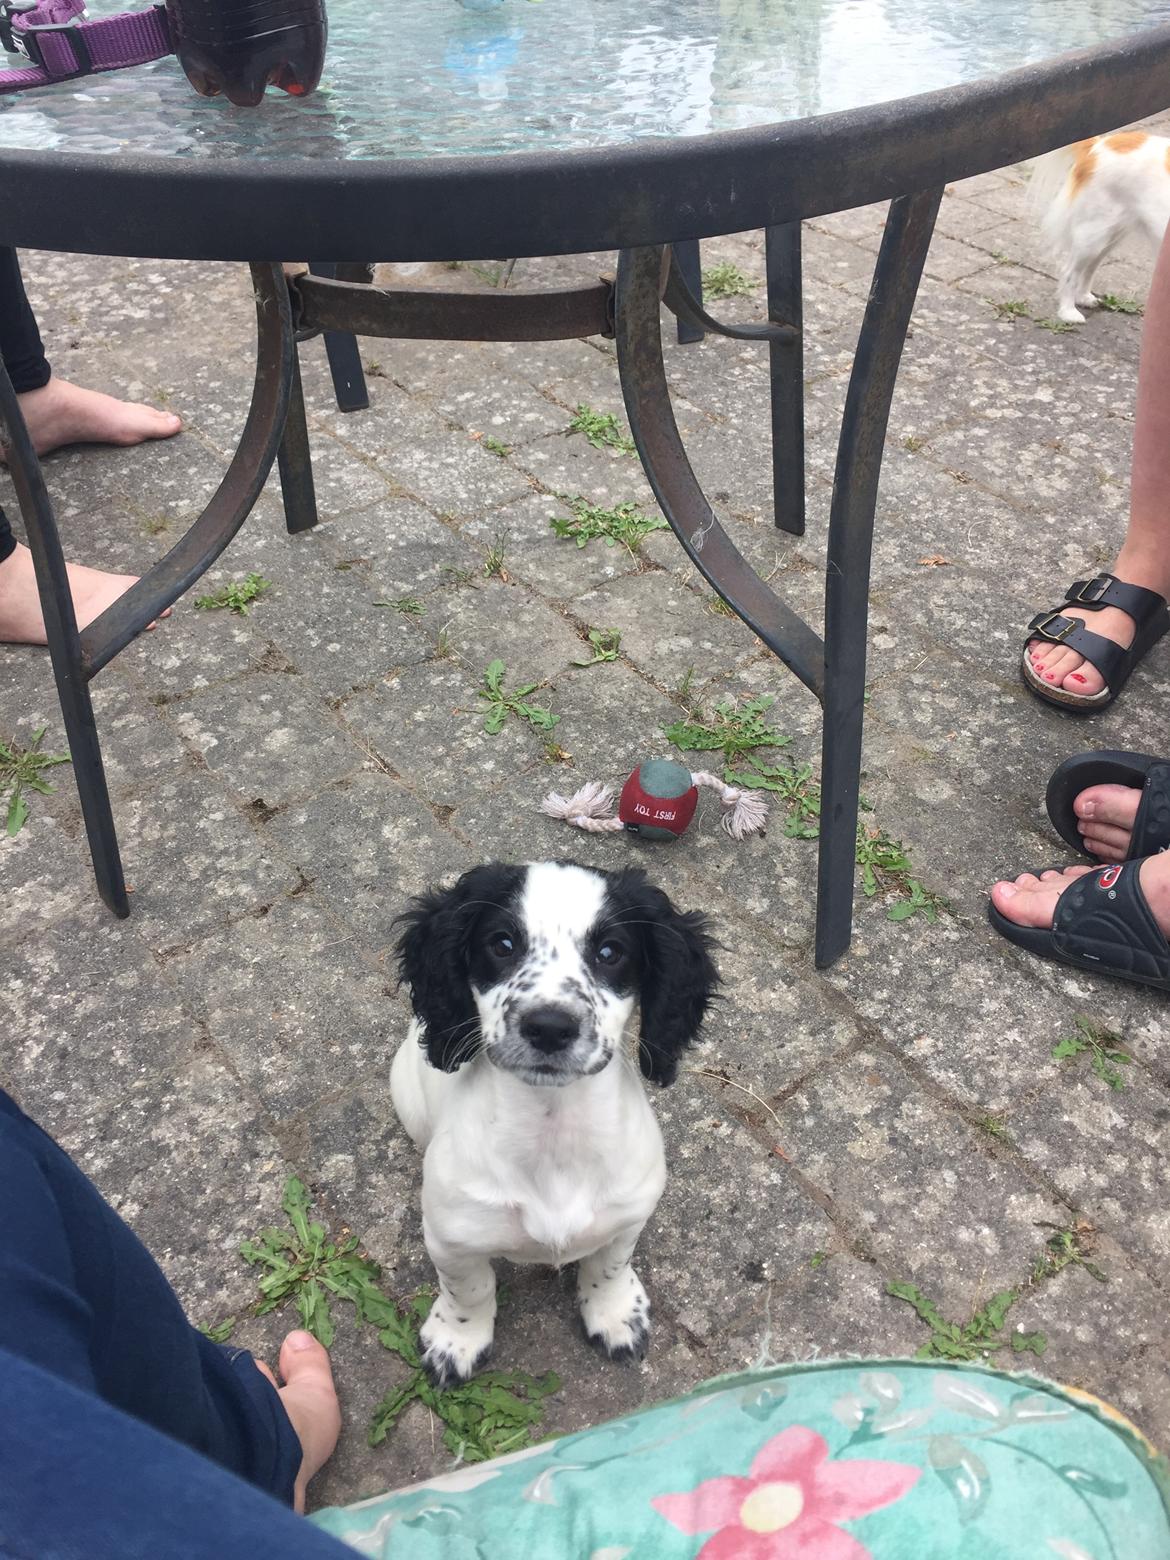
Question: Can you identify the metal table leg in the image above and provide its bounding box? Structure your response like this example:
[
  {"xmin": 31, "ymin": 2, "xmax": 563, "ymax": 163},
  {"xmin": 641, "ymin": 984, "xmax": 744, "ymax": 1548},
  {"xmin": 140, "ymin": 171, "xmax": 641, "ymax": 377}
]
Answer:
[
  {"xmin": 815, "ymin": 188, "xmax": 943, "ymax": 967},
  {"xmin": 2, "ymin": 262, "xmax": 296, "ymax": 913},
  {"xmin": 765, "ymin": 222, "xmax": 805, "ymax": 538},
  {"xmin": 614, "ymin": 194, "xmax": 941, "ymax": 967},
  {"xmin": 278, "ymin": 349, "xmax": 319, "ymax": 535},
  {"xmin": 672, "ymin": 239, "xmax": 705, "ymax": 345},
  {"xmin": 0, "ymin": 360, "xmax": 126, "ymax": 914},
  {"xmin": 308, "ymin": 261, "xmax": 372, "ymax": 412}
]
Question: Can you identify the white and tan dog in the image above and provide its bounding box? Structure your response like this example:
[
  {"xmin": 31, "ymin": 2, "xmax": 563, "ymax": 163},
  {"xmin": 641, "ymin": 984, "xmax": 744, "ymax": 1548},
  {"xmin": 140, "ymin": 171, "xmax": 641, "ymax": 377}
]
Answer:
[{"xmin": 1031, "ymin": 131, "xmax": 1170, "ymax": 322}]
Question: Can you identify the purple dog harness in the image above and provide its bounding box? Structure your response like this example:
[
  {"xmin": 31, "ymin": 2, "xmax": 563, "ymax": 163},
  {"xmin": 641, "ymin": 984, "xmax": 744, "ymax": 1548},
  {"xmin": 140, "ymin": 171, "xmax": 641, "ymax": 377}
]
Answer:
[{"xmin": 0, "ymin": 0, "xmax": 172, "ymax": 91}]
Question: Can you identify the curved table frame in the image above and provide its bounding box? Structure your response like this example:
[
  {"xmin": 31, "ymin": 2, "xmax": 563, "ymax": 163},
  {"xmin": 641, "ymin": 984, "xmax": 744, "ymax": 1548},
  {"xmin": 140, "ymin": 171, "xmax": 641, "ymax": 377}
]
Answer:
[{"xmin": 2, "ymin": 25, "xmax": 1169, "ymax": 963}]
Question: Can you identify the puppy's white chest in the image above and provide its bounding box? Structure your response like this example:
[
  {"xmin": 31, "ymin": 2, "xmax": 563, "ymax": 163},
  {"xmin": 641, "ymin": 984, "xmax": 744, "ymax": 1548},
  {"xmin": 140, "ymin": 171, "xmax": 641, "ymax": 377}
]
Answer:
[{"xmin": 509, "ymin": 1168, "xmax": 614, "ymax": 1261}]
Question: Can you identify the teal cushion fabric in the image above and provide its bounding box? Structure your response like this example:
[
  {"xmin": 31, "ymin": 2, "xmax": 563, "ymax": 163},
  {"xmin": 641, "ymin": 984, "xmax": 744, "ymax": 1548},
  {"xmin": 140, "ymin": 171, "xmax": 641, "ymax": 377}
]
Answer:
[{"xmin": 310, "ymin": 1359, "xmax": 1170, "ymax": 1559}]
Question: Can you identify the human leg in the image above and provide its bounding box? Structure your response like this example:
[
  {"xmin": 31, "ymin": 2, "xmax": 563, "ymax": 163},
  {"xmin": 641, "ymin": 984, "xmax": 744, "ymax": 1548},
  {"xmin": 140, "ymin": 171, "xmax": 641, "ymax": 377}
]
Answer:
[
  {"xmin": 1025, "ymin": 222, "xmax": 1170, "ymax": 701},
  {"xmin": 0, "ymin": 1087, "xmax": 338, "ymax": 1504},
  {"xmin": 0, "ymin": 243, "xmax": 51, "ymax": 391},
  {"xmin": 1, "ymin": 1347, "xmax": 350, "ymax": 1560},
  {"xmin": 0, "ymin": 245, "xmax": 182, "ymax": 456}
]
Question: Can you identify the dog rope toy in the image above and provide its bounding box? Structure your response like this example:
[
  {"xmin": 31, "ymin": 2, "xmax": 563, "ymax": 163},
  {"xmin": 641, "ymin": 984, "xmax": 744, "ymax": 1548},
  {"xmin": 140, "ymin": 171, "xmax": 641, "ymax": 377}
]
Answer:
[{"xmin": 542, "ymin": 758, "xmax": 768, "ymax": 842}]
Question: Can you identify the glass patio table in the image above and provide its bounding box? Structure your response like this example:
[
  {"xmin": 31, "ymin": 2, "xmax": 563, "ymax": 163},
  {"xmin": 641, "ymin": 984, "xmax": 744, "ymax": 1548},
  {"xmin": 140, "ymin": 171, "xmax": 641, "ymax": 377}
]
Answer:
[{"xmin": 2, "ymin": 0, "xmax": 1170, "ymax": 965}]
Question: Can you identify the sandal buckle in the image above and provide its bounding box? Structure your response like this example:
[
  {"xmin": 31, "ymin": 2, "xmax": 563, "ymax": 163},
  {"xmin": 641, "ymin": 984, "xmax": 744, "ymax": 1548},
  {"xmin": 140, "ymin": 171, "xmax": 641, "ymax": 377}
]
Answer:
[
  {"xmin": 1070, "ymin": 574, "xmax": 1111, "ymax": 604},
  {"xmin": 1031, "ymin": 611, "xmax": 1077, "ymax": 642}
]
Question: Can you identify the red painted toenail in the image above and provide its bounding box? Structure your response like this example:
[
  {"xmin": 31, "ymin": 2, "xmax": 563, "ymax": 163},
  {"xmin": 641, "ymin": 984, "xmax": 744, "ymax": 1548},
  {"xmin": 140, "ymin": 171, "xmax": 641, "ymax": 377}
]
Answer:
[{"xmin": 1070, "ymin": 673, "xmax": 1086, "ymax": 683}]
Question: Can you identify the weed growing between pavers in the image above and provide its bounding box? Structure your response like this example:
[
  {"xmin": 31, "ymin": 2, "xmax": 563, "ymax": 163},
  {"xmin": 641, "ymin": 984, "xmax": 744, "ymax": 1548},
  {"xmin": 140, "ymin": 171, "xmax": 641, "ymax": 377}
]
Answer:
[
  {"xmin": 482, "ymin": 532, "xmax": 509, "ymax": 579},
  {"xmin": 666, "ymin": 695, "xmax": 945, "ymax": 923},
  {"xmin": 1097, "ymin": 293, "xmax": 1143, "ymax": 315},
  {"xmin": 886, "ymin": 1282, "xmax": 1046, "ymax": 1362},
  {"xmin": 1034, "ymin": 316, "xmax": 1079, "ymax": 334},
  {"xmin": 1051, "ymin": 1016, "xmax": 1132, "ymax": 1090},
  {"xmin": 478, "ymin": 434, "xmax": 511, "ymax": 458},
  {"xmin": 571, "ymin": 627, "xmax": 622, "ymax": 667},
  {"xmin": 888, "ymin": 1221, "xmax": 1105, "ymax": 1363},
  {"xmin": 549, "ymin": 495, "xmax": 668, "ymax": 553},
  {"xmin": 664, "ymin": 694, "xmax": 790, "ymax": 770},
  {"xmin": 566, "ymin": 404, "xmax": 636, "ymax": 456},
  {"xmin": 989, "ymin": 298, "xmax": 1030, "ymax": 321},
  {"xmin": 375, "ymin": 596, "xmax": 425, "ymax": 616},
  {"xmin": 194, "ymin": 572, "xmax": 271, "ymax": 615},
  {"xmin": 478, "ymin": 660, "xmax": 559, "ymax": 735},
  {"xmin": 701, "ymin": 261, "xmax": 756, "ymax": 301},
  {"xmin": 724, "ymin": 760, "xmax": 820, "ymax": 840},
  {"xmin": 204, "ymin": 1177, "xmax": 560, "ymax": 1463},
  {"xmin": 0, "ymin": 727, "xmax": 70, "ymax": 836}
]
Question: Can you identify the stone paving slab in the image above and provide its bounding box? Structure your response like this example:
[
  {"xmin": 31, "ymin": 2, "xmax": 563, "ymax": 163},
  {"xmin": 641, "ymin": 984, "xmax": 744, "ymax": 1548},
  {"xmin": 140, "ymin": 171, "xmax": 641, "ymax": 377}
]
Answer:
[{"xmin": 4, "ymin": 143, "xmax": 1170, "ymax": 1515}]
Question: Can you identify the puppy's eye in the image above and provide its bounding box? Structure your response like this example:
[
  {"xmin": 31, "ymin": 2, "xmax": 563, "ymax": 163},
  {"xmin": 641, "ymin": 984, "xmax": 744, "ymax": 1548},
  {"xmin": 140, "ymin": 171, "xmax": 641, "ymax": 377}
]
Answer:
[
  {"xmin": 595, "ymin": 940, "xmax": 624, "ymax": 966},
  {"xmin": 488, "ymin": 932, "xmax": 516, "ymax": 959}
]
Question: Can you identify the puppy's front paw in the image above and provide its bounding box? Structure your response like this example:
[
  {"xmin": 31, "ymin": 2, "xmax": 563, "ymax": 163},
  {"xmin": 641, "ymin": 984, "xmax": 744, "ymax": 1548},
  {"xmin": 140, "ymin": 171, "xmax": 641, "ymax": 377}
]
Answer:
[
  {"xmin": 579, "ymin": 1270, "xmax": 651, "ymax": 1364},
  {"xmin": 420, "ymin": 1299, "xmax": 495, "ymax": 1388}
]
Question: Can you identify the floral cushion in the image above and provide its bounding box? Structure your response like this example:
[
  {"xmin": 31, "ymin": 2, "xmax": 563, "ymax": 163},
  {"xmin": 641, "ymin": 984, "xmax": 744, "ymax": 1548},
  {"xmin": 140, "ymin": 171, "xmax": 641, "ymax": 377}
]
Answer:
[{"xmin": 309, "ymin": 1358, "xmax": 1170, "ymax": 1558}]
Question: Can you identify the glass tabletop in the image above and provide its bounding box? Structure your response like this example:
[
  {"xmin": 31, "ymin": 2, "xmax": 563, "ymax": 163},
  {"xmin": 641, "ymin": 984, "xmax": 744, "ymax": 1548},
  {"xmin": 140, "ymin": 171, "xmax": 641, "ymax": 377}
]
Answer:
[{"xmin": 2, "ymin": 0, "xmax": 1170, "ymax": 162}]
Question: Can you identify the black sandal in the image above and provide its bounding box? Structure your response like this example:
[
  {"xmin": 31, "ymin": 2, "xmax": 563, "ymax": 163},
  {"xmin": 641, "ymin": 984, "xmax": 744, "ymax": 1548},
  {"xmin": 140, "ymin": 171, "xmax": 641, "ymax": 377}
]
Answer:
[
  {"xmin": 988, "ymin": 859, "xmax": 1170, "ymax": 993},
  {"xmin": 1046, "ymin": 750, "xmax": 1170, "ymax": 859},
  {"xmin": 1022, "ymin": 573, "xmax": 1169, "ymax": 712}
]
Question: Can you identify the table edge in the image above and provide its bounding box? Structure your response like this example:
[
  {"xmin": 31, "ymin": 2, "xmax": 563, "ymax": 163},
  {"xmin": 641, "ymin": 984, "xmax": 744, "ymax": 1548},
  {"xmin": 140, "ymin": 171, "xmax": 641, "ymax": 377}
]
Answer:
[{"xmin": 2, "ymin": 21, "xmax": 1170, "ymax": 260}]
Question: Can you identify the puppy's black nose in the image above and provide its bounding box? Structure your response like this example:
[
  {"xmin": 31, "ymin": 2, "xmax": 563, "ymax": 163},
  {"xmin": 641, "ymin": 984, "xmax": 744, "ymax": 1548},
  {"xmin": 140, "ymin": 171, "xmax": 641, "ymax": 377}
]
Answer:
[{"xmin": 519, "ymin": 1005, "xmax": 580, "ymax": 1054}]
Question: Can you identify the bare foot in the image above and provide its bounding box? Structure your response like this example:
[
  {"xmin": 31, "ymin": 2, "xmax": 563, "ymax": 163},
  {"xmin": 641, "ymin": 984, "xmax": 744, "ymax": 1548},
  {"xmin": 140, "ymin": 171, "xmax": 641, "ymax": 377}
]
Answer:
[
  {"xmin": 990, "ymin": 855, "xmax": 1170, "ymax": 938},
  {"xmin": 1074, "ymin": 782, "xmax": 1141, "ymax": 860},
  {"xmin": 254, "ymin": 1331, "xmax": 341, "ymax": 1513},
  {"xmin": 0, "ymin": 541, "xmax": 169, "ymax": 644},
  {"xmin": 13, "ymin": 377, "xmax": 181, "ymax": 459}
]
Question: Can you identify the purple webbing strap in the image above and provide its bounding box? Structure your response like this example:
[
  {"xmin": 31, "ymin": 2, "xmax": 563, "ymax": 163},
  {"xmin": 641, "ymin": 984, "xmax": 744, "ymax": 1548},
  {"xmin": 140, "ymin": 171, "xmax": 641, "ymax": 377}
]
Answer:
[{"xmin": 0, "ymin": 0, "xmax": 172, "ymax": 92}]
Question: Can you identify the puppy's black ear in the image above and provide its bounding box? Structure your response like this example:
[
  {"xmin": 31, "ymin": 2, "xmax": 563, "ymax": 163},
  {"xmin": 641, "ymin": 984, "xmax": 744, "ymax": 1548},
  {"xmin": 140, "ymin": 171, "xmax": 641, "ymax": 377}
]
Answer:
[
  {"xmin": 610, "ymin": 868, "xmax": 720, "ymax": 1086},
  {"xmin": 395, "ymin": 863, "xmax": 522, "ymax": 1072}
]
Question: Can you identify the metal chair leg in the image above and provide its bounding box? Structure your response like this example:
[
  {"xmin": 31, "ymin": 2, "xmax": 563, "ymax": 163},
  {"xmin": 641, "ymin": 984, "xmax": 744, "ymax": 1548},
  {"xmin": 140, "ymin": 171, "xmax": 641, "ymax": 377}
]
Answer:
[
  {"xmin": 0, "ymin": 361, "xmax": 128, "ymax": 915},
  {"xmin": 672, "ymin": 239, "xmax": 705, "ymax": 345},
  {"xmin": 308, "ymin": 261, "xmax": 370, "ymax": 411},
  {"xmin": 278, "ymin": 348, "xmax": 320, "ymax": 535},
  {"xmin": 815, "ymin": 188, "xmax": 944, "ymax": 968},
  {"xmin": 765, "ymin": 222, "xmax": 805, "ymax": 537}
]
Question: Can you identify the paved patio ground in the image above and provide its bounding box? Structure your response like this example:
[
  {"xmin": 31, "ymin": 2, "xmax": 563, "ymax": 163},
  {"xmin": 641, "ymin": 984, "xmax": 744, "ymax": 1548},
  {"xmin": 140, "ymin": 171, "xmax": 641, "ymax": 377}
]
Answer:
[{"xmin": 3, "ymin": 124, "xmax": 1170, "ymax": 1511}]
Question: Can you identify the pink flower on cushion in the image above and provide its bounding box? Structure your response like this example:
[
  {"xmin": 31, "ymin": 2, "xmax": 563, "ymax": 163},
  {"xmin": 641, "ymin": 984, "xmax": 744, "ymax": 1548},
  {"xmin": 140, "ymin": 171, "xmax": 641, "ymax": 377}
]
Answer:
[{"xmin": 651, "ymin": 1425, "xmax": 920, "ymax": 1559}]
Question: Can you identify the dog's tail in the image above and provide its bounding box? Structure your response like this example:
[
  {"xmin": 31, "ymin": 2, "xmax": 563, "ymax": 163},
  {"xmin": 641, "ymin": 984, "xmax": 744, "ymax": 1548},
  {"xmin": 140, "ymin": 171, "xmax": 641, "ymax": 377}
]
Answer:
[{"xmin": 1028, "ymin": 143, "xmax": 1090, "ymax": 252}]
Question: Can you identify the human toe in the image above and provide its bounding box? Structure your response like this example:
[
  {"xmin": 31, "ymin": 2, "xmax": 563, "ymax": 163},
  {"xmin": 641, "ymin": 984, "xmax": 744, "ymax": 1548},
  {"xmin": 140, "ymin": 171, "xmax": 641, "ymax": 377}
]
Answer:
[
  {"xmin": 991, "ymin": 865, "xmax": 1092, "ymax": 928},
  {"xmin": 278, "ymin": 1330, "xmax": 341, "ymax": 1502},
  {"xmin": 1082, "ymin": 825, "xmax": 1136, "ymax": 860},
  {"xmin": 1075, "ymin": 782, "xmax": 1141, "ymax": 832}
]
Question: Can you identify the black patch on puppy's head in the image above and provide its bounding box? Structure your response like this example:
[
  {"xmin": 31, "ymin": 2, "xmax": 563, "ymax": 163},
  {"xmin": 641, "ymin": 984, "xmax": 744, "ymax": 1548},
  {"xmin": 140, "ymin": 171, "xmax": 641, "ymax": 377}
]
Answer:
[
  {"xmin": 395, "ymin": 862, "xmax": 525, "ymax": 1072},
  {"xmin": 602, "ymin": 866, "xmax": 720, "ymax": 1086}
]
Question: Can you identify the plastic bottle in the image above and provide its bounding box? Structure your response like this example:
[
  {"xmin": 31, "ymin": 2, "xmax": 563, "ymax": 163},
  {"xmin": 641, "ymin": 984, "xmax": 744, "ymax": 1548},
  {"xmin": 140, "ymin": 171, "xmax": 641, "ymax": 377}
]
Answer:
[{"xmin": 165, "ymin": 0, "xmax": 328, "ymax": 107}]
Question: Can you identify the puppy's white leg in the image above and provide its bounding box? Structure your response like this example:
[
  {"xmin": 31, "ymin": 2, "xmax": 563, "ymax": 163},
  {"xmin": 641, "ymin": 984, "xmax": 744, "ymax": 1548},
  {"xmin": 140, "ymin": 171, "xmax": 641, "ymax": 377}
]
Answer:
[
  {"xmin": 577, "ymin": 1223, "xmax": 651, "ymax": 1363},
  {"xmin": 419, "ymin": 1236, "xmax": 497, "ymax": 1387}
]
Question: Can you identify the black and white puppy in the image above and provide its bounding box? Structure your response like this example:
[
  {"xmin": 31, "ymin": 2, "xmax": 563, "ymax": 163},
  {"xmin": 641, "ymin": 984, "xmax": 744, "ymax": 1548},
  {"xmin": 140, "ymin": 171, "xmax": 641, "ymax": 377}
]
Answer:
[{"xmin": 391, "ymin": 860, "xmax": 718, "ymax": 1387}]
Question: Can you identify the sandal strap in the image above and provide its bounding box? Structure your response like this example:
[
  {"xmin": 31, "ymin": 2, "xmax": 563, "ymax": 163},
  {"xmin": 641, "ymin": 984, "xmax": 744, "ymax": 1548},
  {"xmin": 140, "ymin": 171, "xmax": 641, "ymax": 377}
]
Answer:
[
  {"xmin": 1026, "ymin": 612, "xmax": 1129, "ymax": 685},
  {"xmin": 1134, "ymin": 761, "xmax": 1170, "ymax": 859},
  {"xmin": 1064, "ymin": 572, "xmax": 1168, "ymax": 623},
  {"xmin": 1053, "ymin": 861, "xmax": 1170, "ymax": 981}
]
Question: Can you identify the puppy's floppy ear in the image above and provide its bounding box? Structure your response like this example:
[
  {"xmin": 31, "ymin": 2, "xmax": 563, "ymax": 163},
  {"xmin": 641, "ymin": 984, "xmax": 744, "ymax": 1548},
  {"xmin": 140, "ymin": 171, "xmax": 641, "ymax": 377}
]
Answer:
[
  {"xmin": 609, "ymin": 868, "xmax": 720, "ymax": 1086},
  {"xmin": 395, "ymin": 863, "xmax": 522, "ymax": 1072}
]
